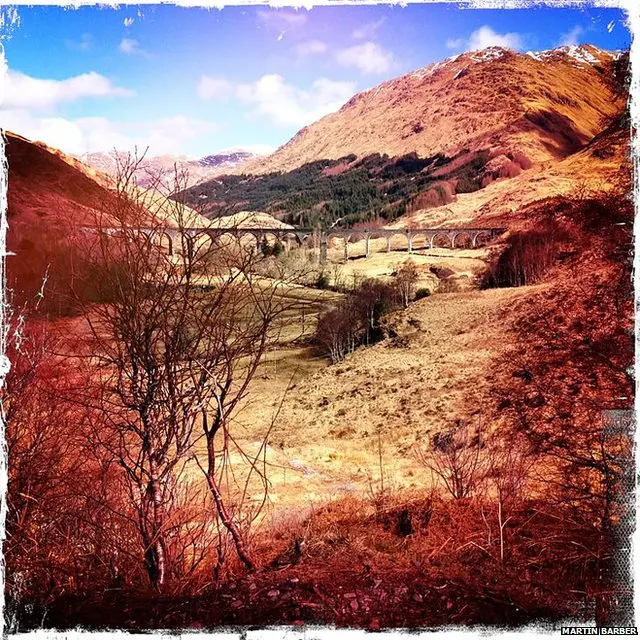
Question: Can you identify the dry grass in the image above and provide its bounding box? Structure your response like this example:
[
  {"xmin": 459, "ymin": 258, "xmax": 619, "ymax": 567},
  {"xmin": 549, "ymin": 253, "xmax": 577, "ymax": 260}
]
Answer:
[
  {"xmin": 392, "ymin": 128, "xmax": 628, "ymax": 230},
  {"xmin": 323, "ymin": 244, "xmax": 488, "ymax": 292},
  {"xmin": 225, "ymin": 281, "xmax": 540, "ymax": 514}
]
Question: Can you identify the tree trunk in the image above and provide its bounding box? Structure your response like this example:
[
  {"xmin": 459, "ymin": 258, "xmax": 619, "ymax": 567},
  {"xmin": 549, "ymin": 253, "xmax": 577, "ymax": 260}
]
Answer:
[
  {"xmin": 142, "ymin": 456, "xmax": 168, "ymax": 591},
  {"xmin": 148, "ymin": 458, "xmax": 167, "ymax": 590},
  {"xmin": 206, "ymin": 440, "xmax": 255, "ymax": 571}
]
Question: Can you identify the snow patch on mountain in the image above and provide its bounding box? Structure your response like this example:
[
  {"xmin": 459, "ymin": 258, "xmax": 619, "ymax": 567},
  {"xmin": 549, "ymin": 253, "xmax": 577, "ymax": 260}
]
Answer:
[
  {"xmin": 526, "ymin": 44, "xmax": 618, "ymax": 67},
  {"xmin": 469, "ymin": 47, "xmax": 509, "ymax": 63}
]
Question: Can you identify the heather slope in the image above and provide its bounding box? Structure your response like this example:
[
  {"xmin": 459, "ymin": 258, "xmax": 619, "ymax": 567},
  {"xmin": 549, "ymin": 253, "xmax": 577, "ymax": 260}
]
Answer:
[
  {"xmin": 5, "ymin": 131, "xmax": 114, "ymax": 230},
  {"xmin": 391, "ymin": 125, "xmax": 630, "ymax": 229}
]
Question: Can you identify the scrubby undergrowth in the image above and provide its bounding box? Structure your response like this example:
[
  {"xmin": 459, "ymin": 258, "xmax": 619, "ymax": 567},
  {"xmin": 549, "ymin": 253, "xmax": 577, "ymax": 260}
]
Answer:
[{"xmin": 16, "ymin": 493, "xmax": 605, "ymax": 630}]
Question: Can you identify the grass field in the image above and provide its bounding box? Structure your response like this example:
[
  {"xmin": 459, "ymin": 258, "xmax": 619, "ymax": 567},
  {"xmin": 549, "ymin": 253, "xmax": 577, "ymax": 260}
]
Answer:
[{"xmin": 210, "ymin": 245, "xmax": 542, "ymax": 521}]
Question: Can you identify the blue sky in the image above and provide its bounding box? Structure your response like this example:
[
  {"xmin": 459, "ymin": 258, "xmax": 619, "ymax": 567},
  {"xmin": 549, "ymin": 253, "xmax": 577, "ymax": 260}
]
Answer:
[{"xmin": 0, "ymin": 4, "xmax": 631, "ymax": 158}]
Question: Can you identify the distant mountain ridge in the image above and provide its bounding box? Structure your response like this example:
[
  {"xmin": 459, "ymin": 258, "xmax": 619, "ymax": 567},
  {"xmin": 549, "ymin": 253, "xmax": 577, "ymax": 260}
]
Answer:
[
  {"xmin": 198, "ymin": 151, "xmax": 255, "ymax": 168},
  {"xmin": 77, "ymin": 149, "xmax": 259, "ymax": 188},
  {"xmin": 238, "ymin": 44, "xmax": 624, "ymax": 175}
]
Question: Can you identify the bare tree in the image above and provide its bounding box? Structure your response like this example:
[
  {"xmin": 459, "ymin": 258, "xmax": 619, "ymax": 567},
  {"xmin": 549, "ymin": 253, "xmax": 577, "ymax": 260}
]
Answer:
[
  {"xmin": 355, "ymin": 278, "xmax": 395, "ymax": 345},
  {"xmin": 483, "ymin": 435, "xmax": 533, "ymax": 563},
  {"xmin": 416, "ymin": 418, "xmax": 484, "ymax": 500},
  {"xmin": 315, "ymin": 299, "xmax": 362, "ymax": 364},
  {"xmin": 393, "ymin": 260, "xmax": 418, "ymax": 308},
  {"xmin": 70, "ymin": 153, "xmax": 296, "ymax": 585}
]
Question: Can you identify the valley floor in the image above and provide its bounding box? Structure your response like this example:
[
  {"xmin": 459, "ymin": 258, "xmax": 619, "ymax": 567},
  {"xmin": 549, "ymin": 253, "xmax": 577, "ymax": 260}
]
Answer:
[
  {"xmin": 13, "ymin": 220, "xmax": 631, "ymax": 631},
  {"xmin": 242, "ymin": 280, "xmax": 541, "ymax": 515}
]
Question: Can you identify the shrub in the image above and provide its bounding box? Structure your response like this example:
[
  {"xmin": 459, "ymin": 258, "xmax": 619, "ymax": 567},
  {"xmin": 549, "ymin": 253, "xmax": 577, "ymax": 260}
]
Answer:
[
  {"xmin": 315, "ymin": 272, "xmax": 331, "ymax": 289},
  {"xmin": 512, "ymin": 151, "xmax": 532, "ymax": 170},
  {"xmin": 414, "ymin": 287, "xmax": 431, "ymax": 300},
  {"xmin": 481, "ymin": 175, "xmax": 495, "ymax": 188},
  {"xmin": 410, "ymin": 182, "xmax": 455, "ymax": 211},
  {"xmin": 430, "ymin": 265, "xmax": 455, "ymax": 280},
  {"xmin": 416, "ymin": 419, "xmax": 485, "ymax": 500},
  {"xmin": 260, "ymin": 238, "xmax": 284, "ymax": 257},
  {"xmin": 482, "ymin": 222, "xmax": 566, "ymax": 288},
  {"xmin": 498, "ymin": 161, "xmax": 522, "ymax": 179},
  {"xmin": 456, "ymin": 176, "xmax": 481, "ymax": 194},
  {"xmin": 436, "ymin": 279, "xmax": 460, "ymax": 294}
]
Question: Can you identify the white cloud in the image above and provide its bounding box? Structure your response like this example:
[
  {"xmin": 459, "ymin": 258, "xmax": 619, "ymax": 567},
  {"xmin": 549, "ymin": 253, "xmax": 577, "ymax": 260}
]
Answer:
[
  {"xmin": 144, "ymin": 116, "xmax": 218, "ymax": 154},
  {"xmin": 123, "ymin": 17, "xmax": 134, "ymax": 27},
  {"xmin": 197, "ymin": 75, "xmax": 233, "ymax": 101},
  {"xmin": 468, "ymin": 26, "xmax": 523, "ymax": 51},
  {"xmin": 1, "ymin": 108, "xmax": 218, "ymax": 156},
  {"xmin": 236, "ymin": 74, "xmax": 355, "ymax": 127},
  {"xmin": 0, "ymin": 64, "xmax": 214, "ymax": 156},
  {"xmin": 3, "ymin": 69, "xmax": 133, "ymax": 110},
  {"xmin": 352, "ymin": 18, "xmax": 385, "ymax": 40},
  {"xmin": 295, "ymin": 39, "xmax": 328, "ymax": 57},
  {"xmin": 119, "ymin": 38, "xmax": 151, "ymax": 58},
  {"xmin": 445, "ymin": 37, "xmax": 465, "ymax": 50},
  {"xmin": 197, "ymin": 71, "xmax": 355, "ymax": 128},
  {"xmin": 119, "ymin": 38, "xmax": 138, "ymax": 54},
  {"xmin": 27, "ymin": 115, "xmax": 89, "ymax": 153},
  {"xmin": 558, "ymin": 25, "xmax": 584, "ymax": 47},
  {"xmin": 447, "ymin": 25, "xmax": 524, "ymax": 53},
  {"xmin": 335, "ymin": 41, "xmax": 394, "ymax": 75}
]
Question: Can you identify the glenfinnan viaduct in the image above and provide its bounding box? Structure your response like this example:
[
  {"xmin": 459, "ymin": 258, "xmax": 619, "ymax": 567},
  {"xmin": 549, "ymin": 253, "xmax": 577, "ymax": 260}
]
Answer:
[{"xmin": 88, "ymin": 226, "xmax": 505, "ymax": 264}]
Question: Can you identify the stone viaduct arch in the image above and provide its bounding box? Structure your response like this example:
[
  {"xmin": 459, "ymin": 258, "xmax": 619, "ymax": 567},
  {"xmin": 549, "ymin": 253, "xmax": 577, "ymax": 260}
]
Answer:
[{"xmin": 452, "ymin": 231, "xmax": 473, "ymax": 249}]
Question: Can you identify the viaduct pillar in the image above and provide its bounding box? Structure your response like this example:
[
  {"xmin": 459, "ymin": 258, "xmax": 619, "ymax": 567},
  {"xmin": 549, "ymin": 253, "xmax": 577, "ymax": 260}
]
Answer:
[{"xmin": 320, "ymin": 232, "xmax": 328, "ymax": 265}]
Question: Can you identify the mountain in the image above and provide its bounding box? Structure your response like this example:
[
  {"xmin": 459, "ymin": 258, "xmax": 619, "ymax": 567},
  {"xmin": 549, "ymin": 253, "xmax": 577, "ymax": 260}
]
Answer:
[
  {"xmin": 78, "ymin": 149, "xmax": 258, "ymax": 189},
  {"xmin": 198, "ymin": 151, "xmax": 255, "ymax": 168},
  {"xmin": 181, "ymin": 45, "xmax": 627, "ymax": 229},
  {"xmin": 240, "ymin": 45, "xmax": 624, "ymax": 175},
  {"xmin": 6, "ymin": 131, "xmax": 210, "ymax": 231}
]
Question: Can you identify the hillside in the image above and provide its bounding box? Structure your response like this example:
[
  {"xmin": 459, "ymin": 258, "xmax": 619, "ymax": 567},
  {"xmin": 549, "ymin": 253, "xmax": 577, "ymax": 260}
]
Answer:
[
  {"xmin": 182, "ymin": 122, "xmax": 627, "ymax": 230},
  {"xmin": 240, "ymin": 45, "xmax": 623, "ymax": 176},
  {"xmin": 391, "ymin": 124, "xmax": 630, "ymax": 229},
  {"xmin": 4, "ymin": 131, "xmax": 210, "ymax": 307},
  {"xmin": 5, "ymin": 132, "xmax": 115, "ymax": 231},
  {"xmin": 5, "ymin": 131, "xmax": 211, "ymax": 230},
  {"xmin": 183, "ymin": 150, "xmax": 496, "ymax": 226}
]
